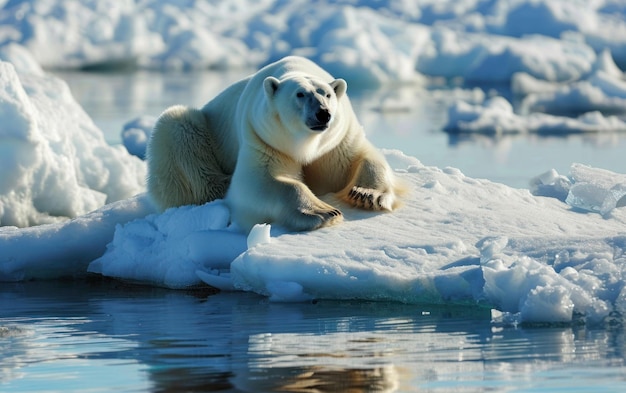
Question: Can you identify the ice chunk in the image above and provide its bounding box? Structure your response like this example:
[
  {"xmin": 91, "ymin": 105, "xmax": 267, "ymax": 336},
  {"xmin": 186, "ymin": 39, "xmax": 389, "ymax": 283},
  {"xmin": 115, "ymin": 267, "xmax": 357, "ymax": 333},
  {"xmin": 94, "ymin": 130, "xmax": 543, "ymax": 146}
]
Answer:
[
  {"xmin": 566, "ymin": 183, "xmax": 609, "ymax": 213},
  {"xmin": 247, "ymin": 224, "xmax": 272, "ymax": 249},
  {"xmin": 446, "ymin": 96, "xmax": 626, "ymax": 135},
  {"xmin": 121, "ymin": 116, "xmax": 156, "ymax": 159},
  {"xmin": 565, "ymin": 164, "xmax": 626, "ymax": 215},
  {"xmin": 0, "ymin": 59, "xmax": 146, "ymax": 227},
  {"xmin": 266, "ymin": 281, "xmax": 313, "ymax": 302},
  {"xmin": 88, "ymin": 201, "xmax": 241, "ymax": 288},
  {"xmin": 196, "ymin": 269, "xmax": 234, "ymax": 291},
  {"xmin": 529, "ymin": 169, "xmax": 571, "ymax": 201},
  {"xmin": 520, "ymin": 285, "xmax": 574, "ymax": 324},
  {"xmin": 520, "ymin": 51, "xmax": 626, "ymax": 115}
]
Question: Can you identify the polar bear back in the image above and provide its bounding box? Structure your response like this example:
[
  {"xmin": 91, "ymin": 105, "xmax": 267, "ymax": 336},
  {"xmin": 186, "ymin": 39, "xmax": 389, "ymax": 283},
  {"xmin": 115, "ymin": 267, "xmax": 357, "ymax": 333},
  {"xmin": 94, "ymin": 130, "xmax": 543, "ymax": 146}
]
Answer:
[{"xmin": 199, "ymin": 77, "xmax": 249, "ymax": 170}]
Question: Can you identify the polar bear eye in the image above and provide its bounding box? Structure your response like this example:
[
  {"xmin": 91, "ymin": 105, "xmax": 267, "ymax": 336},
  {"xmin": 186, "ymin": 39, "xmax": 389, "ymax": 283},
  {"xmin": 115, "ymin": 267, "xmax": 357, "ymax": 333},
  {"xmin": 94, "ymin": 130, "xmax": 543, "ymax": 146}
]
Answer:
[
  {"xmin": 296, "ymin": 92, "xmax": 305, "ymax": 98},
  {"xmin": 326, "ymin": 93, "xmax": 331, "ymax": 98}
]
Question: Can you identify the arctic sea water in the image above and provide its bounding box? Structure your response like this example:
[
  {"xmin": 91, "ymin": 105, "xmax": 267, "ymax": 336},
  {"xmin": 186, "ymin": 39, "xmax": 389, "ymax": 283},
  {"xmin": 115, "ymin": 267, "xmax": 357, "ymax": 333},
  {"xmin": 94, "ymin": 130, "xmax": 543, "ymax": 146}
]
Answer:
[
  {"xmin": 3, "ymin": 280, "xmax": 626, "ymax": 393},
  {"xmin": 1, "ymin": 70, "xmax": 626, "ymax": 392},
  {"xmin": 55, "ymin": 69, "xmax": 626, "ymax": 189}
]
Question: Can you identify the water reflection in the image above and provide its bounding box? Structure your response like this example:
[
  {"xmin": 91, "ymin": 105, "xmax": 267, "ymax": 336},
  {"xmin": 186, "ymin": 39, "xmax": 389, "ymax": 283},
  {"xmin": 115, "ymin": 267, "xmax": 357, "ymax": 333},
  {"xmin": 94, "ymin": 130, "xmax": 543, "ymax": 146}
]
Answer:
[
  {"xmin": 54, "ymin": 70, "xmax": 626, "ymax": 189},
  {"xmin": 51, "ymin": 69, "xmax": 253, "ymax": 143},
  {"xmin": 2, "ymin": 280, "xmax": 626, "ymax": 392},
  {"xmin": 235, "ymin": 366, "xmax": 399, "ymax": 392}
]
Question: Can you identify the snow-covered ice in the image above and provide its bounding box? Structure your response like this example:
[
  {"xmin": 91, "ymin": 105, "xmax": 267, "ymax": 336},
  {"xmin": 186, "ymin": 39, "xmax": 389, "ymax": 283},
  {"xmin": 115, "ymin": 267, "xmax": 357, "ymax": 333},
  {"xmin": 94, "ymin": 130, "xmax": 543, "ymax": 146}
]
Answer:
[
  {"xmin": 444, "ymin": 97, "xmax": 626, "ymax": 135},
  {"xmin": 0, "ymin": 195, "xmax": 154, "ymax": 281},
  {"xmin": 2, "ymin": 0, "xmax": 626, "ymax": 325},
  {"xmin": 0, "ymin": 54, "xmax": 146, "ymax": 227},
  {"xmin": 0, "ymin": 0, "xmax": 614, "ymax": 85},
  {"xmin": 3, "ymin": 147, "xmax": 626, "ymax": 325},
  {"xmin": 445, "ymin": 50, "xmax": 626, "ymax": 135},
  {"xmin": 518, "ymin": 50, "xmax": 626, "ymax": 116}
]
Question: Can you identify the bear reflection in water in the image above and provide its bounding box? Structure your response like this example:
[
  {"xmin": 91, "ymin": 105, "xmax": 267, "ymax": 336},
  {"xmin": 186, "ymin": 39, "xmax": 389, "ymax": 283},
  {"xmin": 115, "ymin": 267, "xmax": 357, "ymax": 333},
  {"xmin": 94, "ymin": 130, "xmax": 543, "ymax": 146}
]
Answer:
[
  {"xmin": 237, "ymin": 365, "xmax": 399, "ymax": 392},
  {"xmin": 147, "ymin": 56, "xmax": 405, "ymax": 232},
  {"xmin": 150, "ymin": 365, "xmax": 398, "ymax": 392}
]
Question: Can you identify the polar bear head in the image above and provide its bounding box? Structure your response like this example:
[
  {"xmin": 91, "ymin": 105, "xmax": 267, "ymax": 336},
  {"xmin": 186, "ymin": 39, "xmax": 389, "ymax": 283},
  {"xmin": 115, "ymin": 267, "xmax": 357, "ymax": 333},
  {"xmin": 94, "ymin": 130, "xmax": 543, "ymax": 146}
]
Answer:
[
  {"xmin": 263, "ymin": 75, "xmax": 347, "ymax": 131},
  {"xmin": 261, "ymin": 75, "xmax": 348, "ymax": 161}
]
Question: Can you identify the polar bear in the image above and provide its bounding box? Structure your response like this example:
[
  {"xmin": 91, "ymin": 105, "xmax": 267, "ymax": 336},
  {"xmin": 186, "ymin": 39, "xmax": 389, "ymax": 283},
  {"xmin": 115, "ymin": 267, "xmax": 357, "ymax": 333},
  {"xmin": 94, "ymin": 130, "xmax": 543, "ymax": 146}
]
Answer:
[{"xmin": 147, "ymin": 56, "xmax": 403, "ymax": 232}]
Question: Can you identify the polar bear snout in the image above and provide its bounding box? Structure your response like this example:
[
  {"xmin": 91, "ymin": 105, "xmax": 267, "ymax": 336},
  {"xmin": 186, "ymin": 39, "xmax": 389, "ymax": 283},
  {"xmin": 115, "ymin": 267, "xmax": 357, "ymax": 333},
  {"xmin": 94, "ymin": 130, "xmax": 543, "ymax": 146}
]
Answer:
[
  {"xmin": 307, "ymin": 108, "xmax": 332, "ymax": 131},
  {"xmin": 316, "ymin": 109, "xmax": 331, "ymax": 123}
]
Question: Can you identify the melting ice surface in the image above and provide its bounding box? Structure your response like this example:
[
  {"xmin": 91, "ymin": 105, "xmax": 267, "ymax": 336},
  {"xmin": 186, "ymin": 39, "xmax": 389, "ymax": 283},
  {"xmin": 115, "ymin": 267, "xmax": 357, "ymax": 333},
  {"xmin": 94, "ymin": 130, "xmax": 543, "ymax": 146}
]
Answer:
[
  {"xmin": 3, "ymin": 146, "xmax": 626, "ymax": 325},
  {"xmin": 83, "ymin": 153, "xmax": 626, "ymax": 326}
]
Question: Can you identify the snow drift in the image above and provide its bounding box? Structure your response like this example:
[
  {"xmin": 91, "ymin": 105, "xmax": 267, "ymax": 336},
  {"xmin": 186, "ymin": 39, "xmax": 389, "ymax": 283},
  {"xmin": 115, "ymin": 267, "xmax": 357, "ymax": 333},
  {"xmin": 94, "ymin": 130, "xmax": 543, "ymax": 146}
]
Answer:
[
  {"xmin": 0, "ymin": 0, "xmax": 618, "ymax": 85},
  {"xmin": 0, "ymin": 51, "xmax": 145, "ymax": 227}
]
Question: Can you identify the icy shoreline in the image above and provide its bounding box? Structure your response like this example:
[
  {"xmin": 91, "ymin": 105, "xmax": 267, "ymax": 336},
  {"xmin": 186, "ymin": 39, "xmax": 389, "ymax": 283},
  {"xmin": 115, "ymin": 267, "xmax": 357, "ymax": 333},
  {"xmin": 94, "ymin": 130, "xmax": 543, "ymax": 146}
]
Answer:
[{"xmin": 2, "ymin": 148, "xmax": 626, "ymax": 325}]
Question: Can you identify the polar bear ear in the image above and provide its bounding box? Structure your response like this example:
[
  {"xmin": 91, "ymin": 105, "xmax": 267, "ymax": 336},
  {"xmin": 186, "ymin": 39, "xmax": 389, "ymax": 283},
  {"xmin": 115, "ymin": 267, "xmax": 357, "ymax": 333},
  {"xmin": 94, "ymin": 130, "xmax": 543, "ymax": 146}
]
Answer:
[
  {"xmin": 330, "ymin": 78, "xmax": 347, "ymax": 99},
  {"xmin": 263, "ymin": 76, "xmax": 280, "ymax": 98}
]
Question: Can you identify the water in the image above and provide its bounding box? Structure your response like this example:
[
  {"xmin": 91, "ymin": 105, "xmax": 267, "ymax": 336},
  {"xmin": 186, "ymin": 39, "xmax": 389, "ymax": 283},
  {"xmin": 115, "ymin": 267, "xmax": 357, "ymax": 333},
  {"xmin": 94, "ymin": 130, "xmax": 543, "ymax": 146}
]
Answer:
[
  {"xmin": 2, "ymin": 280, "xmax": 626, "ymax": 392},
  {"xmin": 2, "ymin": 70, "xmax": 626, "ymax": 391},
  {"xmin": 52, "ymin": 69, "xmax": 626, "ymax": 189}
]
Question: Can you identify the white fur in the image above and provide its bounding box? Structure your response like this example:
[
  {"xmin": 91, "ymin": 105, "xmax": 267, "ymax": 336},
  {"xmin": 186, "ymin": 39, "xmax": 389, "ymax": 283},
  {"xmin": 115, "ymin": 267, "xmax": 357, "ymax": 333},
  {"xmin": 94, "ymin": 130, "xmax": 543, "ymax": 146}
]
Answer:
[{"xmin": 147, "ymin": 56, "xmax": 404, "ymax": 232}]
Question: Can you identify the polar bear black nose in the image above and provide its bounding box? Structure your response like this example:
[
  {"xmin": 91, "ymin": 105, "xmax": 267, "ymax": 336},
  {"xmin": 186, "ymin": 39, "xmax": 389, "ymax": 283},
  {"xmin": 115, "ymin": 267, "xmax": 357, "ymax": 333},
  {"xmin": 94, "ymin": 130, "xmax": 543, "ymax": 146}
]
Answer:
[{"xmin": 316, "ymin": 109, "xmax": 331, "ymax": 124}]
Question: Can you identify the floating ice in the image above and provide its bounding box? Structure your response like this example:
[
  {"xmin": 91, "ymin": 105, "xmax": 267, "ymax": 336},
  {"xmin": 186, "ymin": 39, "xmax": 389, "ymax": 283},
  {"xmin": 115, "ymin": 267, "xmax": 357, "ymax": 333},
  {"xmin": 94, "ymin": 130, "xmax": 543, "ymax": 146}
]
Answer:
[
  {"xmin": 520, "ymin": 51, "xmax": 626, "ymax": 115},
  {"xmin": 121, "ymin": 115, "xmax": 156, "ymax": 159},
  {"xmin": 445, "ymin": 97, "xmax": 626, "ymax": 135},
  {"xmin": 1, "ymin": 147, "xmax": 626, "ymax": 324},
  {"xmin": 0, "ymin": 0, "xmax": 613, "ymax": 86},
  {"xmin": 1, "ymin": 0, "xmax": 626, "ymax": 326},
  {"xmin": 228, "ymin": 163, "xmax": 626, "ymax": 324},
  {"xmin": 0, "ymin": 194, "xmax": 154, "ymax": 281}
]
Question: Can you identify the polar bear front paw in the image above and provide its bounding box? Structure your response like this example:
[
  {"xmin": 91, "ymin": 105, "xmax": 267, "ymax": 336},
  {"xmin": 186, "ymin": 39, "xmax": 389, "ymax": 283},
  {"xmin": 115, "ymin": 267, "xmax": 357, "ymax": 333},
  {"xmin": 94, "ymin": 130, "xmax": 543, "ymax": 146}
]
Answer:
[
  {"xmin": 346, "ymin": 186, "xmax": 395, "ymax": 211},
  {"xmin": 295, "ymin": 206, "xmax": 343, "ymax": 231}
]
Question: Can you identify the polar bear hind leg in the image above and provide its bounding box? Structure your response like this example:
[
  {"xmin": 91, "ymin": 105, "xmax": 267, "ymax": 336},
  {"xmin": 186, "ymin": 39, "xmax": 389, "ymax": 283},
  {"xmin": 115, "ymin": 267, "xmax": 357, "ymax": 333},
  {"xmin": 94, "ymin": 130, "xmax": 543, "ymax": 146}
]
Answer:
[{"xmin": 147, "ymin": 105, "xmax": 231, "ymax": 210}]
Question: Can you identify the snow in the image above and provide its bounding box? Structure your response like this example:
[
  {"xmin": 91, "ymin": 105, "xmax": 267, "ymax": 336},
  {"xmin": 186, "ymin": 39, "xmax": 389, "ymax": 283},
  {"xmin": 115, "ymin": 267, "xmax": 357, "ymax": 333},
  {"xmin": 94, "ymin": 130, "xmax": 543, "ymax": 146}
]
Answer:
[
  {"xmin": 445, "ymin": 97, "xmax": 626, "ymax": 135},
  {"xmin": 0, "ymin": 194, "xmax": 154, "ymax": 281},
  {"xmin": 518, "ymin": 50, "xmax": 626, "ymax": 116},
  {"xmin": 3, "ymin": 148, "xmax": 626, "ymax": 325},
  {"xmin": 445, "ymin": 50, "xmax": 626, "ymax": 135},
  {"xmin": 0, "ymin": 0, "xmax": 611, "ymax": 85},
  {"xmin": 0, "ymin": 52, "xmax": 146, "ymax": 227},
  {"xmin": 2, "ymin": 0, "xmax": 626, "ymax": 325}
]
